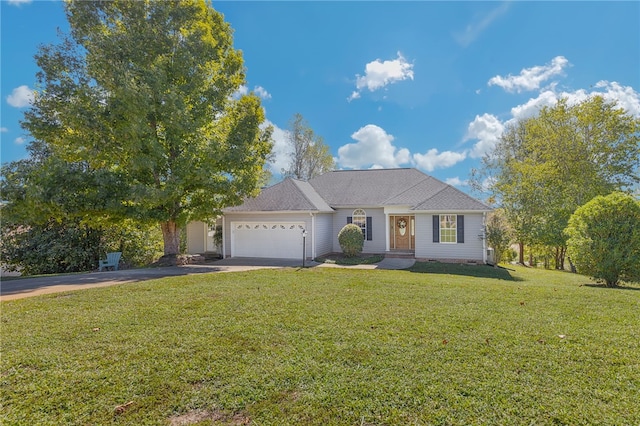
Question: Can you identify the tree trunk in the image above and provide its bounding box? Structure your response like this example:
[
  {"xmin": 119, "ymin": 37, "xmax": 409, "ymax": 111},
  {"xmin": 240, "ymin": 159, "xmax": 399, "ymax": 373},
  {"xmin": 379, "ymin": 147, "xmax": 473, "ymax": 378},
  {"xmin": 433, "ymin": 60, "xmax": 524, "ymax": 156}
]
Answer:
[
  {"xmin": 161, "ymin": 220, "xmax": 180, "ymax": 256},
  {"xmin": 556, "ymin": 246, "xmax": 566, "ymax": 270},
  {"xmin": 518, "ymin": 242, "xmax": 525, "ymax": 265}
]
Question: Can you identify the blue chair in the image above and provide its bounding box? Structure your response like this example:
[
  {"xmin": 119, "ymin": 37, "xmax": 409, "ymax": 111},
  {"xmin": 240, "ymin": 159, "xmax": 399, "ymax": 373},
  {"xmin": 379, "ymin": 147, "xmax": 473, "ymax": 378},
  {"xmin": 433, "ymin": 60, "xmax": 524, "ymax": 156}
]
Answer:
[{"xmin": 99, "ymin": 252, "xmax": 122, "ymax": 271}]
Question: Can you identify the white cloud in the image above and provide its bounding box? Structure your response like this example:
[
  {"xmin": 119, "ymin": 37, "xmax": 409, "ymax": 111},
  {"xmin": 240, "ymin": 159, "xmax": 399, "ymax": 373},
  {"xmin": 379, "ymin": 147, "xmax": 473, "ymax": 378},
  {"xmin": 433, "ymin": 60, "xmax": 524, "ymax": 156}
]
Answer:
[
  {"xmin": 7, "ymin": 0, "xmax": 32, "ymax": 5},
  {"xmin": 445, "ymin": 177, "xmax": 469, "ymax": 187},
  {"xmin": 594, "ymin": 80, "xmax": 640, "ymax": 117},
  {"xmin": 1, "ymin": 127, "xmax": 8, "ymax": 133},
  {"xmin": 465, "ymin": 79, "xmax": 640, "ymax": 161},
  {"xmin": 232, "ymin": 85, "xmax": 272, "ymax": 100},
  {"xmin": 6, "ymin": 85, "xmax": 34, "ymax": 108},
  {"xmin": 453, "ymin": 2, "xmax": 510, "ymax": 47},
  {"xmin": 412, "ymin": 149, "xmax": 467, "ymax": 172},
  {"xmin": 347, "ymin": 91, "xmax": 360, "ymax": 102},
  {"xmin": 509, "ymin": 89, "xmax": 563, "ymax": 120},
  {"xmin": 254, "ymin": 86, "xmax": 271, "ymax": 100},
  {"xmin": 232, "ymin": 85, "xmax": 248, "ymax": 99},
  {"xmin": 464, "ymin": 113, "xmax": 504, "ymax": 158},
  {"xmin": 348, "ymin": 52, "xmax": 414, "ymax": 101},
  {"xmin": 14, "ymin": 137, "xmax": 26, "ymax": 145},
  {"xmin": 509, "ymin": 82, "xmax": 640, "ymax": 121},
  {"xmin": 337, "ymin": 124, "xmax": 411, "ymax": 169},
  {"xmin": 488, "ymin": 56, "xmax": 570, "ymax": 93}
]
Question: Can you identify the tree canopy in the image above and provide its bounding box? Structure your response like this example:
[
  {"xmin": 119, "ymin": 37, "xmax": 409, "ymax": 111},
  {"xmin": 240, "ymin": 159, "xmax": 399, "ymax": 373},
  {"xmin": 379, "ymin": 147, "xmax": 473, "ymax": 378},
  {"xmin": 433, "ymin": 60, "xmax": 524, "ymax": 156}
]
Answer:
[
  {"xmin": 0, "ymin": 141, "xmax": 163, "ymax": 274},
  {"xmin": 565, "ymin": 192, "xmax": 640, "ymax": 287},
  {"xmin": 473, "ymin": 96, "xmax": 640, "ymax": 267},
  {"xmin": 282, "ymin": 113, "xmax": 335, "ymax": 181},
  {"xmin": 21, "ymin": 0, "xmax": 272, "ymax": 257}
]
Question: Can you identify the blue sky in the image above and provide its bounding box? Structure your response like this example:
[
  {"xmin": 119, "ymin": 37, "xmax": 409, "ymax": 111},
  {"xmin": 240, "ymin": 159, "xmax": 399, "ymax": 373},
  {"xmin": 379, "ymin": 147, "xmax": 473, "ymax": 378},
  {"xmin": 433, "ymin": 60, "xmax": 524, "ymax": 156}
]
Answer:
[{"xmin": 2, "ymin": 1, "xmax": 639, "ymax": 191}]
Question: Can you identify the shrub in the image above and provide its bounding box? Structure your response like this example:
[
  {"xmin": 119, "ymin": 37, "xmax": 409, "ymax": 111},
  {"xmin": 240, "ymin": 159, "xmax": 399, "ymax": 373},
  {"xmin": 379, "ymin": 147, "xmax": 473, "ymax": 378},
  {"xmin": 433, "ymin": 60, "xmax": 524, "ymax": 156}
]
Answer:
[
  {"xmin": 1, "ymin": 219, "xmax": 163, "ymax": 275},
  {"xmin": 103, "ymin": 219, "xmax": 164, "ymax": 268},
  {"xmin": 485, "ymin": 209, "xmax": 513, "ymax": 265},
  {"xmin": 338, "ymin": 224, "xmax": 364, "ymax": 257},
  {"xmin": 565, "ymin": 192, "xmax": 640, "ymax": 287},
  {"xmin": 1, "ymin": 220, "xmax": 103, "ymax": 275}
]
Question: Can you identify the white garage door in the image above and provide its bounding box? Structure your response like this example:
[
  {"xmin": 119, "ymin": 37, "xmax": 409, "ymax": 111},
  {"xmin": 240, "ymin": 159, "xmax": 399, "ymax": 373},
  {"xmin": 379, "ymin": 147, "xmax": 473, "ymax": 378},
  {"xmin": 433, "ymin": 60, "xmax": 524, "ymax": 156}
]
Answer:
[{"xmin": 231, "ymin": 222, "xmax": 306, "ymax": 259}]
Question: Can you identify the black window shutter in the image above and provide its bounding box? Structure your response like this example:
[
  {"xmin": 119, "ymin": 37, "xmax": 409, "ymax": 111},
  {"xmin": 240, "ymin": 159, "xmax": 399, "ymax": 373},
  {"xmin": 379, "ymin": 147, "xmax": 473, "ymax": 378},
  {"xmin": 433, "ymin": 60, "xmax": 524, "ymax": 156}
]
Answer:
[
  {"xmin": 433, "ymin": 215, "xmax": 439, "ymax": 243},
  {"xmin": 347, "ymin": 216, "xmax": 352, "ymax": 224},
  {"xmin": 366, "ymin": 217, "xmax": 372, "ymax": 241},
  {"xmin": 457, "ymin": 215, "xmax": 465, "ymax": 243}
]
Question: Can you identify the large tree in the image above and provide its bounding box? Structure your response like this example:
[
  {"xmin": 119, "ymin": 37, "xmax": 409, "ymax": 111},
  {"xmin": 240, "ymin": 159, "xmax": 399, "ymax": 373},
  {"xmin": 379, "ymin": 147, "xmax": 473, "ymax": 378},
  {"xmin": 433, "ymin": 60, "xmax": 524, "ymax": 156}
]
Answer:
[
  {"xmin": 22, "ymin": 0, "xmax": 272, "ymax": 257},
  {"xmin": 473, "ymin": 96, "xmax": 640, "ymax": 266},
  {"xmin": 282, "ymin": 113, "xmax": 335, "ymax": 180}
]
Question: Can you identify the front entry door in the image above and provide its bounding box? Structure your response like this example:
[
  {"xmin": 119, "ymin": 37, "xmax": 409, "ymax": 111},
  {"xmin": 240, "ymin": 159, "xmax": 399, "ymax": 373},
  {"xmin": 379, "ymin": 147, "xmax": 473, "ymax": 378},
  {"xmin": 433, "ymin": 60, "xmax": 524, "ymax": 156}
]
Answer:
[{"xmin": 391, "ymin": 216, "xmax": 414, "ymax": 250}]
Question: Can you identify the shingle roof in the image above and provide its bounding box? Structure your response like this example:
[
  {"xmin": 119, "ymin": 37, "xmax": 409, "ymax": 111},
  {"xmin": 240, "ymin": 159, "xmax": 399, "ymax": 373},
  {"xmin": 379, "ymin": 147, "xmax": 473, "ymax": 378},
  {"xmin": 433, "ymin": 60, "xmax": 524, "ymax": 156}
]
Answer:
[
  {"xmin": 223, "ymin": 178, "xmax": 333, "ymax": 212},
  {"xmin": 225, "ymin": 168, "xmax": 490, "ymax": 213},
  {"xmin": 309, "ymin": 168, "xmax": 439, "ymax": 206},
  {"xmin": 412, "ymin": 185, "xmax": 491, "ymax": 211}
]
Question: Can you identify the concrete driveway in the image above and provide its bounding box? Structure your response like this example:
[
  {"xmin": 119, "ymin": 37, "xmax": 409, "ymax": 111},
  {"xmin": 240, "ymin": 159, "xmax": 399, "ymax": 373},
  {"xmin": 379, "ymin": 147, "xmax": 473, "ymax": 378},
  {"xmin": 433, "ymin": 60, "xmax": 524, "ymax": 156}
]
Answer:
[{"xmin": 1, "ymin": 257, "xmax": 414, "ymax": 301}]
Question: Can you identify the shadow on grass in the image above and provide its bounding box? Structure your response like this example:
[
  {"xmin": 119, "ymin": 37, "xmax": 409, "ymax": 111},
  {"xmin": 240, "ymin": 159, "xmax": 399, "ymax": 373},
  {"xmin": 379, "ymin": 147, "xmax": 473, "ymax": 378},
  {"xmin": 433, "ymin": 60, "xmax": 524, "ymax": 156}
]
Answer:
[
  {"xmin": 408, "ymin": 262, "xmax": 520, "ymax": 281},
  {"xmin": 315, "ymin": 254, "xmax": 384, "ymax": 266},
  {"xmin": 582, "ymin": 283, "xmax": 640, "ymax": 291}
]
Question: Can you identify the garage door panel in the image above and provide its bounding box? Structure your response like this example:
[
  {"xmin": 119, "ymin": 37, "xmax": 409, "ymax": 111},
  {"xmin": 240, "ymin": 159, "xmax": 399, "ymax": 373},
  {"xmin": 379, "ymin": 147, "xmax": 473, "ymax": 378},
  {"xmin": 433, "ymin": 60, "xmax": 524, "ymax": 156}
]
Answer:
[{"xmin": 231, "ymin": 222, "xmax": 305, "ymax": 259}]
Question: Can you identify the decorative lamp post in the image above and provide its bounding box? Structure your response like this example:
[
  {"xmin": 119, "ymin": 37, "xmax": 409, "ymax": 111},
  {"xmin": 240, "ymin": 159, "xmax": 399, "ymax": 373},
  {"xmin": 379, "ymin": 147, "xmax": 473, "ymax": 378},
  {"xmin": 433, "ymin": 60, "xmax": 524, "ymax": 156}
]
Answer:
[{"xmin": 302, "ymin": 229, "xmax": 308, "ymax": 267}]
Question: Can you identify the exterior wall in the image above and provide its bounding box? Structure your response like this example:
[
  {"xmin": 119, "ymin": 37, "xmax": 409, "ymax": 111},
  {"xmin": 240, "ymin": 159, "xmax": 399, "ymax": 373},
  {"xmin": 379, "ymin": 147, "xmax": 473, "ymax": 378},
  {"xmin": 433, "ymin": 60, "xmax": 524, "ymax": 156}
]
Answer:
[
  {"xmin": 414, "ymin": 213, "xmax": 485, "ymax": 262},
  {"xmin": 314, "ymin": 213, "xmax": 334, "ymax": 257},
  {"xmin": 331, "ymin": 208, "xmax": 386, "ymax": 254},
  {"xmin": 223, "ymin": 212, "xmax": 314, "ymax": 258},
  {"xmin": 186, "ymin": 221, "xmax": 206, "ymax": 254}
]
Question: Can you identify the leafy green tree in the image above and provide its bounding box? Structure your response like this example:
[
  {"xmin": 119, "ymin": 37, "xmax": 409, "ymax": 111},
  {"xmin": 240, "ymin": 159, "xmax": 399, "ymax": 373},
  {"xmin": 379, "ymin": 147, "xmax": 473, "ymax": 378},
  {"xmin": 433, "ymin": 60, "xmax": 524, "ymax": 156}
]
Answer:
[
  {"xmin": 565, "ymin": 192, "xmax": 640, "ymax": 287},
  {"xmin": 282, "ymin": 113, "xmax": 335, "ymax": 180},
  {"xmin": 0, "ymin": 141, "xmax": 163, "ymax": 274},
  {"xmin": 338, "ymin": 224, "xmax": 364, "ymax": 257},
  {"xmin": 22, "ymin": 0, "xmax": 272, "ymax": 258},
  {"xmin": 473, "ymin": 96, "xmax": 640, "ymax": 267},
  {"xmin": 485, "ymin": 209, "xmax": 513, "ymax": 265}
]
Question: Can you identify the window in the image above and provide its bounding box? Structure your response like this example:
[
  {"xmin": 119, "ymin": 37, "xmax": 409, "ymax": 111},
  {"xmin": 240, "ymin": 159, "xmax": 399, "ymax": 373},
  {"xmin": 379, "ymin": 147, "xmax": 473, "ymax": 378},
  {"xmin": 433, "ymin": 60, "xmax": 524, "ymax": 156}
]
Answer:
[
  {"xmin": 348, "ymin": 209, "xmax": 373, "ymax": 241},
  {"xmin": 440, "ymin": 214, "xmax": 457, "ymax": 243},
  {"xmin": 433, "ymin": 215, "xmax": 464, "ymax": 243},
  {"xmin": 352, "ymin": 209, "xmax": 367, "ymax": 237}
]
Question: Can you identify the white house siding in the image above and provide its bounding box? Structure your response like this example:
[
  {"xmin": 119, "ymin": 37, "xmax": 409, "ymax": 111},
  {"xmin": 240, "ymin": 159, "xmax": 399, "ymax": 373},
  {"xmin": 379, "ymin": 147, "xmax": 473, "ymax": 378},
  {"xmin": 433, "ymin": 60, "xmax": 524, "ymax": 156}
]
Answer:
[
  {"xmin": 414, "ymin": 213, "xmax": 485, "ymax": 262},
  {"xmin": 314, "ymin": 213, "xmax": 334, "ymax": 257},
  {"xmin": 332, "ymin": 208, "xmax": 386, "ymax": 254},
  {"xmin": 186, "ymin": 221, "xmax": 207, "ymax": 254},
  {"xmin": 223, "ymin": 213, "xmax": 313, "ymax": 258}
]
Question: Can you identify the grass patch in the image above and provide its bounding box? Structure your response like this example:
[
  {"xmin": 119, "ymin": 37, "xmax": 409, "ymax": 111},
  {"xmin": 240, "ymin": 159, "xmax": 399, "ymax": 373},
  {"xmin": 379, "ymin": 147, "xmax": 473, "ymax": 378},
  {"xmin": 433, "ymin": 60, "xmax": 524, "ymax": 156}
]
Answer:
[
  {"xmin": 315, "ymin": 253, "xmax": 384, "ymax": 265},
  {"xmin": 409, "ymin": 261, "xmax": 517, "ymax": 280},
  {"xmin": 2, "ymin": 266, "xmax": 639, "ymax": 425}
]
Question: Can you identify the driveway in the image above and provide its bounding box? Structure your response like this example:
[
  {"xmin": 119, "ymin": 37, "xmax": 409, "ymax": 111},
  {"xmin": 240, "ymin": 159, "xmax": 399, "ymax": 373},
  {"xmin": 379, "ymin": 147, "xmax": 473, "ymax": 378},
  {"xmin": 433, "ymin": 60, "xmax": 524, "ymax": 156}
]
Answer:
[{"xmin": 1, "ymin": 257, "xmax": 414, "ymax": 301}]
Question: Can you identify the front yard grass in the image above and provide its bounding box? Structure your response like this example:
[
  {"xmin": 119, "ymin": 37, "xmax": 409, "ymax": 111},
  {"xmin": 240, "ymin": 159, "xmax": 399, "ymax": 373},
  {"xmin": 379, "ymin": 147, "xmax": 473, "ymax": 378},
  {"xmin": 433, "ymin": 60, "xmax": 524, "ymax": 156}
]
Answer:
[
  {"xmin": 315, "ymin": 253, "xmax": 385, "ymax": 265},
  {"xmin": 2, "ymin": 265, "xmax": 639, "ymax": 425}
]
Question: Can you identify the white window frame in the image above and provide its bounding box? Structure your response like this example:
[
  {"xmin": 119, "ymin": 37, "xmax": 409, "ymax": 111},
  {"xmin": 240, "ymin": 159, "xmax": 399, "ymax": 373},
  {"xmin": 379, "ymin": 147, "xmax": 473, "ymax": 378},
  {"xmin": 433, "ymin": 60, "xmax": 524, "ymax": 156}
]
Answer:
[
  {"xmin": 352, "ymin": 209, "xmax": 367, "ymax": 238},
  {"xmin": 440, "ymin": 214, "xmax": 457, "ymax": 244}
]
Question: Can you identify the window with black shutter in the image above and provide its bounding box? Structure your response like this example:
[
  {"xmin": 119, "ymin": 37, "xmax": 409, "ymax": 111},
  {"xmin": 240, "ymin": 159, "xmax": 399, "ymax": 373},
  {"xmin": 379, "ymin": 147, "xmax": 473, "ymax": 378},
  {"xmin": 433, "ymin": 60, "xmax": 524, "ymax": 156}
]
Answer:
[
  {"xmin": 434, "ymin": 214, "xmax": 464, "ymax": 243},
  {"xmin": 349, "ymin": 209, "xmax": 372, "ymax": 241}
]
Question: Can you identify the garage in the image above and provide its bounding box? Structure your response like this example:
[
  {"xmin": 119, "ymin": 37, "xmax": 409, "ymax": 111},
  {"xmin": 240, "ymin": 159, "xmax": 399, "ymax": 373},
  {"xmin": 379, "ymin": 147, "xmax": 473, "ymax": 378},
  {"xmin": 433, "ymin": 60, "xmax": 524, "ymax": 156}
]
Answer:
[{"xmin": 230, "ymin": 221, "xmax": 306, "ymax": 259}]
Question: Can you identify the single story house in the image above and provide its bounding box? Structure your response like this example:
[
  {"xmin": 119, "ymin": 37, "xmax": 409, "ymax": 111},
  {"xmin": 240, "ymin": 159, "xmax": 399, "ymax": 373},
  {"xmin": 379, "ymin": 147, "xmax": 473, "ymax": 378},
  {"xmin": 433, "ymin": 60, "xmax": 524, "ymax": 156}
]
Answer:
[{"xmin": 187, "ymin": 168, "xmax": 492, "ymax": 263}]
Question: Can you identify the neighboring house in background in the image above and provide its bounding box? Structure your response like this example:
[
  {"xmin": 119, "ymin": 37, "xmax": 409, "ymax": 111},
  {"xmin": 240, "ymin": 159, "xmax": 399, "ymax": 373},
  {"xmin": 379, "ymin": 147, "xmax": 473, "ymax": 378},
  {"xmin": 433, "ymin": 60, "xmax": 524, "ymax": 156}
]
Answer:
[{"xmin": 186, "ymin": 168, "xmax": 492, "ymax": 263}]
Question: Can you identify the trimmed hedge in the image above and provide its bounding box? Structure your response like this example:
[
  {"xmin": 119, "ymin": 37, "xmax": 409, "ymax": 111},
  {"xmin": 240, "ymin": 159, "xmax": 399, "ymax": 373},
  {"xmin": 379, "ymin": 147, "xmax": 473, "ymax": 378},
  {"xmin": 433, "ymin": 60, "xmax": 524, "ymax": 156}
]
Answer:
[{"xmin": 338, "ymin": 223, "xmax": 364, "ymax": 257}]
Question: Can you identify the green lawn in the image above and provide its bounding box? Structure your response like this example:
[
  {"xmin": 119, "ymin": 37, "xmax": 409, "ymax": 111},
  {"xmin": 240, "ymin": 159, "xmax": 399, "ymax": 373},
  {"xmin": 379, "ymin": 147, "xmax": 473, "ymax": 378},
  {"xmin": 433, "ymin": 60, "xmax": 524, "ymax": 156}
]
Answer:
[{"xmin": 2, "ymin": 265, "xmax": 639, "ymax": 425}]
